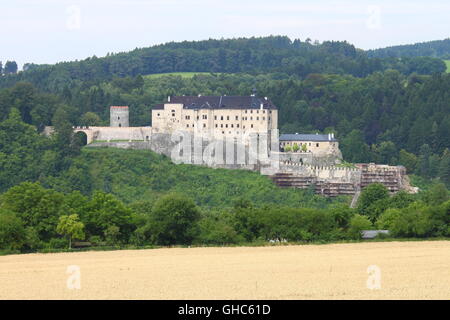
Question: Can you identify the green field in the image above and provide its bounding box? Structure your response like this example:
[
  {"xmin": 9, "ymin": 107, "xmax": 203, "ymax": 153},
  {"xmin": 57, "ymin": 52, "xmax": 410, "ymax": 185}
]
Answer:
[
  {"xmin": 445, "ymin": 60, "xmax": 450, "ymax": 73},
  {"xmin": 144, "ymin": 72, "xmax": 220, "ymax": 79}
]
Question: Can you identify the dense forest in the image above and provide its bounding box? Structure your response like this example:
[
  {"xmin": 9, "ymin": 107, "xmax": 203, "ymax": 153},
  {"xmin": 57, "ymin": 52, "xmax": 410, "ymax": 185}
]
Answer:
[
  {"xmin": 0, "ymin": 36, "xmax": 446, "ymax": 93},
  {"xmin": 0, "ymin": 36, "xmax": 449, "ymax": 253},
  {"xmin": 368, "ymin": 38, "xmax": 450, "ymax": 59}
]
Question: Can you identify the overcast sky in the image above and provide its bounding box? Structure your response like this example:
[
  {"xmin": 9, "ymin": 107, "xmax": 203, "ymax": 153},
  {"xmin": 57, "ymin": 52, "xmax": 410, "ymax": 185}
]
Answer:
[{"xmin": 2, "ymin": 0, "xmax": 449, "ymax": 68}]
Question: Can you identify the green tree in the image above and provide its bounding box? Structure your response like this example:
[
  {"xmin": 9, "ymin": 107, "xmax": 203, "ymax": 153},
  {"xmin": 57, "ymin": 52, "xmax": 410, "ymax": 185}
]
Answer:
[
  {"xmin": 422, "ymin": 183, "xmax": 449, "ymax": 206},
  {"xmin": 348, "ymin": 214, "xmax": 373, "ymax": 239},
  {"xmin": 0, "ymin": 182, "xmax": 64, "ymax": 240},
  {"xmin": 147, "ymin": 193, "xmax": 201, "ymax": 245},
  {"xmin": 390, "ymin": 203, "xmax": 432, "ymax": 237},
  {"xmin": 56, "ymin": 214, "xmax": 85, "ymax": 249},
  {"xmin": 4, "ymin": 61, "xmax": 18, "ymax": 75},
  {"xmin": 438, "ymin": 149, "xmax": 450, "ymax": 186},
  {"xmin": 398, "ymin": 149, "xmax": 418, "ymax": 173},
  {"xmin": 357, "ymin": 183, "xmax": 390, "ymax": 217},
  {"xmin": 83, "ymin": 191, "xmax": 134, "ymax": 241},
  {"xmin": 341, "ymin": 130, "xmax": 371, "ymax": 163},
  {"xmin": 292, "ymin": 143, "xmax": 300, "ymax": 152},
  {"xmin": 376, "ymin": 208, "xmax": 402, "ymax": 229},
  {"xmin": 0, "ymin": 210, "xmax": 27, "ymax": 250},
  {"xmin": 80, "ymin": 112, "xmax": 101, "ymax": 126}
]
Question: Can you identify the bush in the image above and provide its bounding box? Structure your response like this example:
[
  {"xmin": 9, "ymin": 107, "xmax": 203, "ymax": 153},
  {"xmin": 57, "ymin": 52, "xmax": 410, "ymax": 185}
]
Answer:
[
  {"xmin": 146, "ymin": 193, "xmax": 201, "ymax": 245},
  {"xmin": 376, "ymin": 208, "xmax": 402, "ymax": 230},
  {"xmin": 0, "ymin": 211, "xmax": 27, "ymax": 250},
  {"xmin": 348, "ymin": 214, "xmax": 373, "ymax": 239},
  {"xmin": 390, "ymin": 203, "xmax": 433, "ymax": 237}
]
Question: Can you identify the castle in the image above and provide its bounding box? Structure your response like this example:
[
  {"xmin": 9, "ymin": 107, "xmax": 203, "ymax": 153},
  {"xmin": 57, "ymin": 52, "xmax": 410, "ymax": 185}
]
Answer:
[{"xmin": 44, "ymin": 94, "xmax": 417, "ymax": 199}]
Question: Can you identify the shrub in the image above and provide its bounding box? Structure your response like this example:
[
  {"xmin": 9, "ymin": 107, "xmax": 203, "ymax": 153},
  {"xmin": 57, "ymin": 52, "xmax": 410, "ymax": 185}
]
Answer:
[{"xmin": 348, "ymin": 214, "xmax": 373, "ymax": 239}]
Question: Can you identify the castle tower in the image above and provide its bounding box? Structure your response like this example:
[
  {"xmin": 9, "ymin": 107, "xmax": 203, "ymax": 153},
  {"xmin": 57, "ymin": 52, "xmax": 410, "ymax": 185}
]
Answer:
[{"xmin": 110, "ymin": 106, "xmax": 129, "ymax": 127}]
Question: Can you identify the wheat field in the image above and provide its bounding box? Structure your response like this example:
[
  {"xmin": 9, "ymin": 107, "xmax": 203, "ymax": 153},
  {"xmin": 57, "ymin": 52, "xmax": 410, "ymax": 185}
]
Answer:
[{"xmin": 0, "ymin": 241, "xmax": 449, "ymax": 300}]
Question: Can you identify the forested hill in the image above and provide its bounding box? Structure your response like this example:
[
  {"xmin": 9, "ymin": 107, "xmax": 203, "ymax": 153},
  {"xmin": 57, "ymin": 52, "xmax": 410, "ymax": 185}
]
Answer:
[
  {"xmin": 0, "ymin": 36, "xmax": 446, "ymax": 92},
  {"xmin": 367, "ymin": 39, "xmax": 450, "ymax": 59}
]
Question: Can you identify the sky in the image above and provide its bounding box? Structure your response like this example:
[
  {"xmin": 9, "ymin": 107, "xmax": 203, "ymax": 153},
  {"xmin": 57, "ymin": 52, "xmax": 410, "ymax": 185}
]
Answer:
[{"xmin": 1, "ymin": 0, "xmax": 449, "ymax": 69}]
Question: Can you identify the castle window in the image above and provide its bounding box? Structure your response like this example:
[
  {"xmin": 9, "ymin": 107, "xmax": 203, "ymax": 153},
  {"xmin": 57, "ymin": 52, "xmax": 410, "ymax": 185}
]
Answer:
[
  {"xmin": 215, "ymin": 124, "xmax": 218, "ymax": 128},
  {"xmin": 235, "ymin": 116, "xmax": 238, "ymax": 120},
  {"xmin": 203, "ymin": 123, "xmax": 206, "ymax": 128},
  {"xmin": 257, "ymin": 110, "xmax": 259, "ymax": 114},
  {"xmin": 157, "ymin": 113, "xmax": 160, "ymax": 116},
  {"xmin": 192, "ymin": 124, "xmax": 194, "ymax": 127},
  {"xmin": 250, "ymin": 117, "xmax": 253, "ymax": 120},
  {"xmin": 222, "ymin": 131, "xmax": 225, "ymax": 134},
  {"xmin": 171, "ymin": 110, "xmax": 175, "ymax": 113},
  {"xmin": 316, "ymin": 143, "xmax": 319, "ymax": 147},
  {"xmin": 245, "ymin": 110, "xmax": 247, "ymax": 114},
  {"xmin": 250, "ymin": 110, "xmax": 253, "ymax": 114},
  {"xmin": 243, "ymin": 125, "xmax": 246, "ymax": 129},
  {"xmin": 118, "ymin": 116, "xmax": 120, "ymax": 120},
  {"xmin": 197, "ymin": 116, "xmax": 199, "ymax": 120},
  {"xmin": 257, "ymin": 117, "xmax": 259, "ymax": 121},
  {"xmin": 269, "ymin": 117, "xmax": 271, "ymax": 121},
  {"xmin": 172, "ymin": 113, "xmax": 175, "ymax": 117},
  {"xmin": 270, "ymin": 110, "xmax": 272, "ymax": 114},
  {"xmin": 227, "ymin": 116, "xmax": 230, "ymax": 120},
  {"xmin": 221, "ymin": 124, "xmax": 223, "ymax": 128},
  {"xmin": 263, "ymin": 117, "xmax": 265, "ymax": 120},
  {"xmin": 251, "ymin": 124, "xmax": 253, "ymax": 128},
  {"xmin": 231, "ymin": 124, "xmax": 234, "ymax": 128},
  {"xmin": 237, "ymin": 124, "xmax": 239, "ymax": 128},
  {"xmin": 221, "ymin": 116, "xmax": 223, "ymax": 120},
  {"xmin": 263, "ymin": 110, "xmax": 266, "ymax": 114},
  {"xmin": 203, "ymin": 115, "xmax": 207, "ymax": 120},
  {"xmin": 119, "ymin": 124, "xmax": 122, "ymax": 127},
  {"xmin": 186, "ymin": 124, "xmax": 189, "ymax": 128},
  {"xmin": 226, "ymin": 124, "xmax": 228, "ymax": 128},
  {"xmin": 214, "ymin": 116, "xmax": 217, "ymax": 120}
]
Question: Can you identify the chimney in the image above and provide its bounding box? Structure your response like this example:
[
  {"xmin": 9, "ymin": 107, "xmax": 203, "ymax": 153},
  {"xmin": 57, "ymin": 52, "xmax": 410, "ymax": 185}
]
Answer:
[
  {"xmin": 264, "ymin": 97, "xmax": 268, "ymax": 100},
  {"xmin": 168, "ymin": 96, "xmax": 171, "ymax": 102},
  {"xmin": 328, "ymin": 133, "xmax": 331, "ymax": 140},
  {"xmin": 331, "ymin": 133, "xmax": 334, "ymax": 139}
]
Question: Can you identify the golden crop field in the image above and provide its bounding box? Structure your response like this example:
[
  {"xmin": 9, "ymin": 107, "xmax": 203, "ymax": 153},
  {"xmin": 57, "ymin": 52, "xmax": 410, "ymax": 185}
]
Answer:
[{"xmin": 0, "ymin": 241, "xmax": 449, "ymax": 300}]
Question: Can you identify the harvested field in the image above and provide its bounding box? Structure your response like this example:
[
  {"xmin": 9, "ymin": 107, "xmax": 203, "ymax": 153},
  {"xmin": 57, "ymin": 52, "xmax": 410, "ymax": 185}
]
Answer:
[{"xmin": 0, "ymin": 241, "xmax": 449, "ymax": 299}]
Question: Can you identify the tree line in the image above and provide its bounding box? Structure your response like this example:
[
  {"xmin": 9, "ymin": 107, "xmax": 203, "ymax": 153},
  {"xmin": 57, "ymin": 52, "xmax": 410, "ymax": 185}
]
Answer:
[
  {"xmin": 0, "ymin": 36, "xmax": 446, "ymax": 93},
  {"xmin": 0, "ymin": 181, "xmax": 448, "ymax": 253},
  {"xmin": 367, "ymin": 38, "xmax": 450, "ymax": 59}
]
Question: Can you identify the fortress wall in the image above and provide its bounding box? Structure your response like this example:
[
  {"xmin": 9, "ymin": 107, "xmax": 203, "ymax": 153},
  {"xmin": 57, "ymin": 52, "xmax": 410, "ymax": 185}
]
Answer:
[
  {"xmin": 276, "ymin": 152, "xmax": 341, "ymax": 167},
  {"xmin": 277, "ymin": 162, "xmax": 361, "ymax": 184},
  {"xmin": 90, "ymin": 127, "xmax": 152, "ymax": 141}
]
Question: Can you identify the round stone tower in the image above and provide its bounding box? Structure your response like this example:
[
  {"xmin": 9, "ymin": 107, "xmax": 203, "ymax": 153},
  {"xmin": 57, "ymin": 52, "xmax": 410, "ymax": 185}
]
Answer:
[{"xmin": 110, "ymin": 106, "xmax": 129, "ymax": 127}]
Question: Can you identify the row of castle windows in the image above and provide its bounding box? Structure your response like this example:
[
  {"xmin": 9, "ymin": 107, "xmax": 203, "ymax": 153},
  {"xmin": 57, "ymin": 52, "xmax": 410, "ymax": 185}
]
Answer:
[
  {"xmin": 186, "ymin": 123, "xmax": 255, "ymax": 129},
  {"xmin": 281, "ymin": 142, "xmax": 321, "ymax": 147}
]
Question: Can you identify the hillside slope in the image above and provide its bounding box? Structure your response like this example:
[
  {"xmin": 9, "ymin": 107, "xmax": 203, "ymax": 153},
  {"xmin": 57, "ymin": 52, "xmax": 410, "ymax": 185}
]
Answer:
[
  {"xmin": 368, "ymin": 39, "xmax": 450, "ymax": 58},
  {"xmin": 0, "ymin": 36, "xmax": 446, "ymax": 92},
  {"xmin": 46, "ymin": 147, "xmax": 343, "ymax": 208}
]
